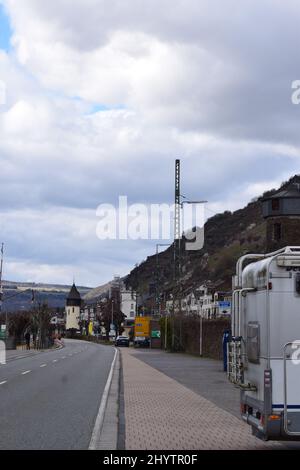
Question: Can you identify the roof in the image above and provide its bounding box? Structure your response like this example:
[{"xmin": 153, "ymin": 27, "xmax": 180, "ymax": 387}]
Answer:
[
  {"xmin": 269, "ymin": 186, "xmax": 300, "ymax": 199},
  {"xmin": 67, "ymin": 283, "xmax": 81, "ymax": 301}
]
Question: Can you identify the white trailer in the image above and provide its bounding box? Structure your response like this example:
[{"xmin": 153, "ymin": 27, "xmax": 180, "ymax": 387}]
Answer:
[{"xmin": 228, "ymin": 246, "xmax": 300, "ymax": 440}]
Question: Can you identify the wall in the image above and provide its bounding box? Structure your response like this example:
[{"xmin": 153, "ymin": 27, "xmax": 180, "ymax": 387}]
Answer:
[
  {"xmin": 266, "ymin": 216, "xmax": 300, "ymax": 252},
  {"xmin": 150, "ymin": 319, "xmax": 161, "ymax": 349}
]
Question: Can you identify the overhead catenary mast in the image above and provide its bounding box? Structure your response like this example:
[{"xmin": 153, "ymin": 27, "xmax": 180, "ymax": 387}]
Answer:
[
  {"xmin": 172, "ymin": 160, "xmax": 181, "ymax": 351},
  {"xmin": 174, "ymin": 159, "xmax": 181, "ymax": 281}
]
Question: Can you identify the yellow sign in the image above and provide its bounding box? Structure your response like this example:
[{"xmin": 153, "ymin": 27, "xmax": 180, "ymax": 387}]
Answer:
[{"xmin": 134, "ymin": 316, "xmax": 150, "ymax": 337}]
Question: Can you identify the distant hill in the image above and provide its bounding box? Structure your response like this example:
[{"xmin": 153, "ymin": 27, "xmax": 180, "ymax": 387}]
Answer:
[{"xmin": 1, "ymin": 281, "xmax": 92, "ymax": 312}]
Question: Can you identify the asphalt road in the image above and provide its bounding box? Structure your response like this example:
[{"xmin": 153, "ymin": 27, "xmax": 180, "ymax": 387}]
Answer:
[{"xmin": 0, "ymin": 339, "xmax": 115, "ymax": 450}]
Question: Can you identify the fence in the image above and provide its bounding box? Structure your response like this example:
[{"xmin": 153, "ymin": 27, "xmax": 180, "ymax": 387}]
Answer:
[{"xmin": 160, "ymin": 315, "xmax": 231, "ymax": 360}]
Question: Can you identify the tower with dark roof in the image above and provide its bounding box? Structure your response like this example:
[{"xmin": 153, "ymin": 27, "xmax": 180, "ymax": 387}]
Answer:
[
  {"xmin": 65, "ymin": 283, "xmax": 82, "ymax": 331},
  {"xmin": 262, "ymin": 176, "xmax": 300, "ymax": 251}
]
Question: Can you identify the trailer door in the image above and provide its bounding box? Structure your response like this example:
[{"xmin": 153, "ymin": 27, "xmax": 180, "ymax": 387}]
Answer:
[{"xmin": 283, "ymin": 342, "xmax": 300, "ymax": 436}]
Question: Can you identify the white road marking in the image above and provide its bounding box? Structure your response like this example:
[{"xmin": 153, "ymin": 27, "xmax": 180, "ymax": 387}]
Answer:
[
  {"xmin": 40, "ymin": 364, "xmax": 47, "ymax": 368},
  {"xmin": 68, "ymin": 354, "xmax": 73, "ymax": 357},
  {"xmin": 0, "ymin": 380, "xmax": 7, "ymax": 385},
  {"xmin": 89, "ymin": 348, "xmax": 118, "ymax": 450},
  {"xmin": 52, "ymin": 359, "xmax": 58, "ymax": 363},
  {"xmin": 62, "ymin": 356, "xmax": 66, "ymax": 359},
  {"xmin": 21, "ymin": 370, "xmax": 31, "ymax": 375}
]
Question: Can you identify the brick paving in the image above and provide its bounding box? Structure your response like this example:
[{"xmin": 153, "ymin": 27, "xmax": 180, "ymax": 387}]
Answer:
[{"xmin": 121, "ymin": 348, "xmax": 282, "ymax": 450}]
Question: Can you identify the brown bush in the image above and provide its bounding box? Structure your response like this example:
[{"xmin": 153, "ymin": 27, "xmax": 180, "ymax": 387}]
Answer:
[{"xmin": 161, "ymin": 314, "xmax": 230, "ymax": 360}]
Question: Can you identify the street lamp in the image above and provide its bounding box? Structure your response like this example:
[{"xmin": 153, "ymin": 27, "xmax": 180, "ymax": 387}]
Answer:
[
  {"xmin": 172, "ymin": 198, "xmax": 207, "ymax": 351},
  {"xmin": 155, "ymin": 243, "xmax": 170, "ymax": 316},
  {"xmin": 111, "ymin": 299, "xmax": 114, "ymax": 338}
]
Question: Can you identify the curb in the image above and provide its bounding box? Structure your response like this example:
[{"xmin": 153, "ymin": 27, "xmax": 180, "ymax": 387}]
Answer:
[{"xmin": 89, "ymin": 348, "xmax": 120, "ymax": 450}]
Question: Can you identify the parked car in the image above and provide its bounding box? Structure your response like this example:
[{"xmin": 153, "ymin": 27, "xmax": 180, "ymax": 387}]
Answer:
[
  {"xmin": 133, "ymin": 336, "xmax": 150, "ymax": 348},
  {"xmin": 115, "ymin": 335, "xmax": 130, "ymax": 347}
]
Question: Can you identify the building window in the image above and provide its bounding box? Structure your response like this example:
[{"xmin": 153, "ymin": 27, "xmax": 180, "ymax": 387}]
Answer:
[
  {"xmin": 273, "ymin": 223, "xmax": 282, "ymax": 241},
  {"xmin": 272, "ymin": 198, "xmax": 280, "ymax": 211}
]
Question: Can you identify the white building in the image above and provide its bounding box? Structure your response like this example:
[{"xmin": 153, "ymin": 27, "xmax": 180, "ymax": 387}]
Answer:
[
  {"xmin": 121, "ymin": 289, "xmax": 136, "ymax": 321},
  {"xmin": 174, "ymin": 285, "xmax": 232, "ymax": 318}
]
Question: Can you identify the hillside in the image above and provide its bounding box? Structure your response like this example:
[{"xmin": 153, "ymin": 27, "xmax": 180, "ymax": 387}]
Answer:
[
  {"xmin": 83, "ymin": 281, "xmax": 112, "ymax": 302},
  {"xmin": 125, "ymin": 176, "xmax": 299, "ymax": 297}
]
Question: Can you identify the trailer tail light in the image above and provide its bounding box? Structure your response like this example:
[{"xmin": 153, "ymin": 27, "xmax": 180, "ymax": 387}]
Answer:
[
  {"xmin": 268, "ymin": 415, "xmax": 280, "ymax": 421},
  {"xmin": 241, "ymin": 403, "xmax": 247, "ymax": 414}
]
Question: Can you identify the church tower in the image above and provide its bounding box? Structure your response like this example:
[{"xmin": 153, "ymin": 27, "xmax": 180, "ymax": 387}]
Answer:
[
  {"xmin": 262, "ymin": 177, "xmax": 300, "ymax": 252},
  {"xmin": 65, "ymin": 283, "xmax": 82, "ymax": 331}
]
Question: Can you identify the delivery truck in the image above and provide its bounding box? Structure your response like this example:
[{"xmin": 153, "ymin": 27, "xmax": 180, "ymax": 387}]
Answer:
[{"xmin": 228, "ymin": 246, "xmax": 300, "ymax": 440}]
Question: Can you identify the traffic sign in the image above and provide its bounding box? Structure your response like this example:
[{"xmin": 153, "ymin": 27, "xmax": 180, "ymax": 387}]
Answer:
[
  {"xmin": 151, "ymin": 330, "xmax": 161, "ymax": 338},
  {"xmin": 218, "ymin": 301, "xmax": 231, "ymax": 308}
]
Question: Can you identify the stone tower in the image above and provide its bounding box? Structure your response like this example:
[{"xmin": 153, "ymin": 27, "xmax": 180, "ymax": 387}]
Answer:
[
  {"xmin": 65, "ymin": 283, "xmax": 82, "ymax": 331},
  {"xmin": 262, "ymin": 177, "xmax": 300, "ymax": 252}
]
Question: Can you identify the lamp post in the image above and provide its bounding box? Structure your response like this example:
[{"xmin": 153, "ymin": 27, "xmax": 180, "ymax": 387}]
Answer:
[
  {"xmin": 172, "ymin": 199, "xmax": 207, "ymax": 351},
  {"xmin": 111, "ymin": 299, "xmax": 114, "ymax": 339},
  {"xmin": 197, "ymin": 301, "xmax": 203, "ymax": 356},
  {"xmin": 155, "ymin": 243, "xmax": 170, "ymax": 316}
]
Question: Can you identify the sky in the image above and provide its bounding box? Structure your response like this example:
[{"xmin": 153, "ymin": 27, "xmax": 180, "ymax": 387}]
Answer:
[
  {"xmin": 0, "ymin": 4, "xmax": 10, "ymax": 51},
  {"xmin": 0, "ymin": 0, "xmax": 300, "ymax": 287}
]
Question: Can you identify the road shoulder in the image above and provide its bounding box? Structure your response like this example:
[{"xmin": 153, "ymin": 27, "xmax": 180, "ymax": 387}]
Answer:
[{"xmin": 89, "ymin": 348, "xmax": 120, "ymax": 450}]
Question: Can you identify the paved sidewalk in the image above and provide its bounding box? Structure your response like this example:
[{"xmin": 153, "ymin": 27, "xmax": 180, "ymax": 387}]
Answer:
[
  {"xmin": 121, "ymin": 348, "xmax": 282, "ymax": 450},
  {"xmin": 131, "ymin": 349, "xmax": 241, "ymax": 418}
]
